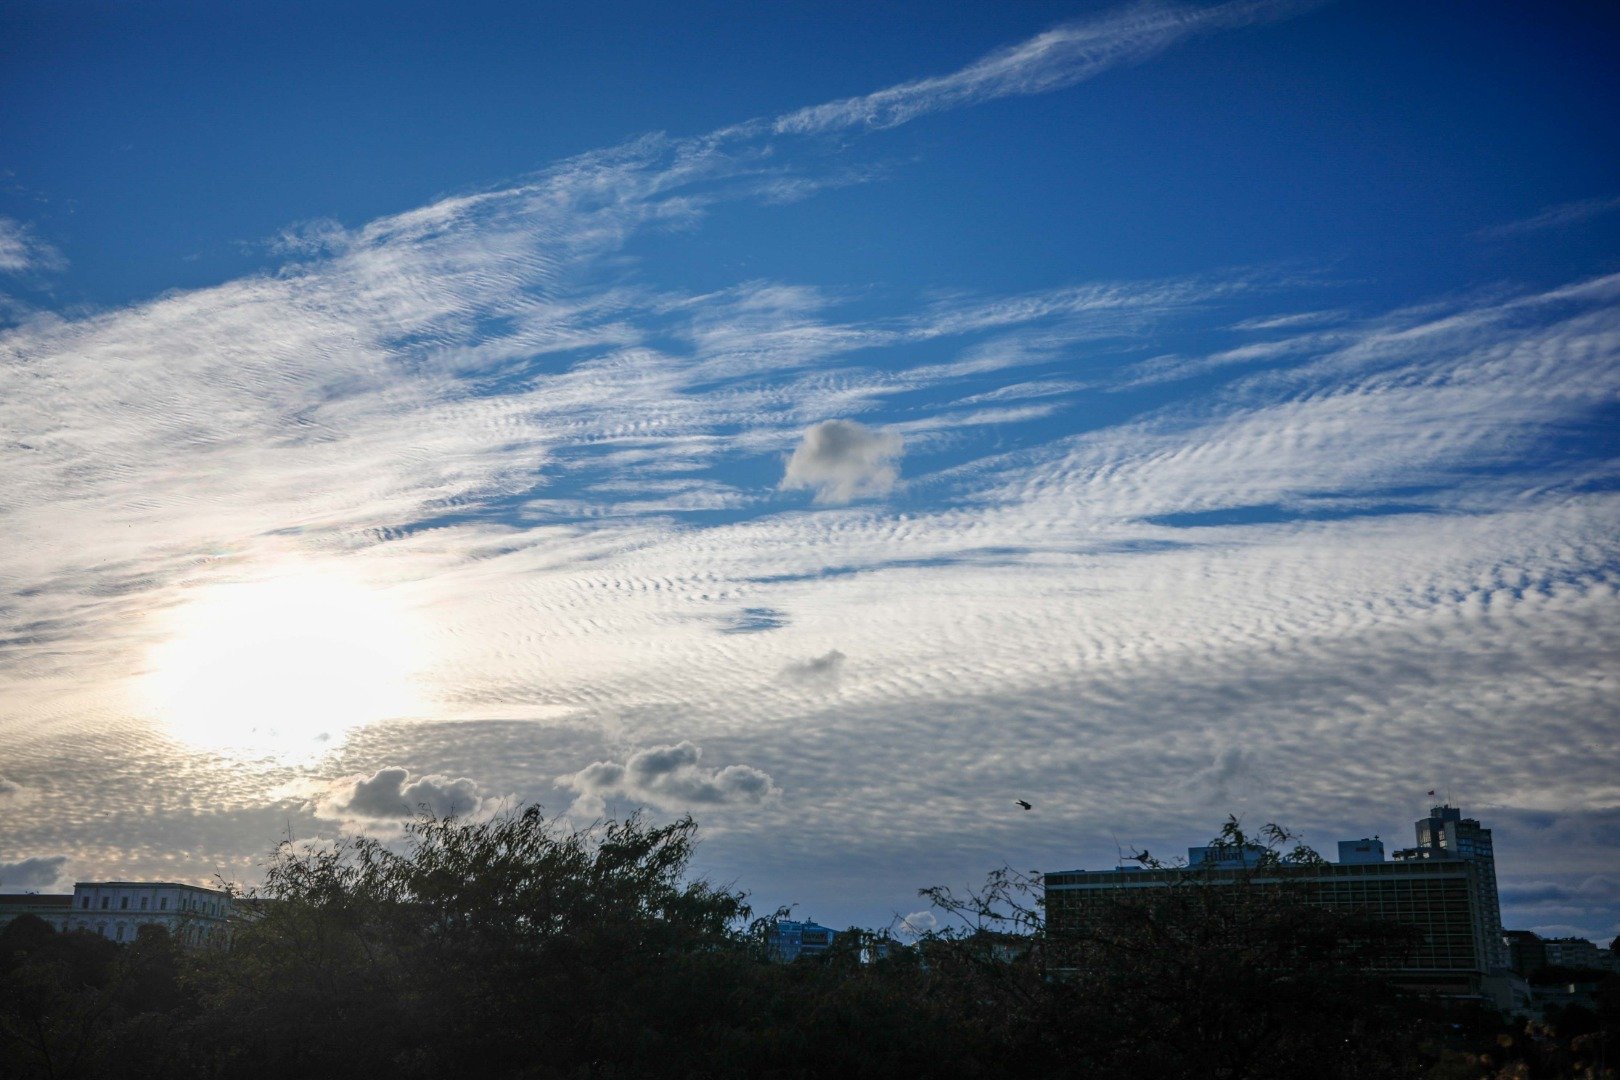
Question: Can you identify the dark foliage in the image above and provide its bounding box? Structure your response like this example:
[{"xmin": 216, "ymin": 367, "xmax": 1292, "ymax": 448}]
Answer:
[{"xmin": 2, "ymin": 809, "xmax": 1609, "ymax": 1079}]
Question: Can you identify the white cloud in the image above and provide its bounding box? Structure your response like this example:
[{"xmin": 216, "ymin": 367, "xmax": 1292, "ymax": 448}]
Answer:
[
  {"xmin": 772, "ymin": 0, "xmax": 1297, "ymax": 135},
  {"xmin": 556, "ymin": 741, "xmax": 779, "ymax": 816},
  {"xmin": 0, "ymin": 775, "xmax": 20, "ymax": 798},
  {"xmin": 899, "ymin": 910, "xmax": 938, "ymax": 937},
  {"xmin": 1476, "ymin": 193, "xmax": 1620, "ymax": 239},
  {"xmin": 781, "ymin": 649, "xmax": 846, "ymax": 685},
  {"xmin": 0, "ymin": 218, "xmax": 65, "ymax": 276},
  {"xmin": 780, "ymin": 420, "xmax": 903, "ymax": 503}
]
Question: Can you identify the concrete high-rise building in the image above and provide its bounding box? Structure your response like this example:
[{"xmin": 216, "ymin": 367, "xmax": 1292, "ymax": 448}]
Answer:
[
  {"xmin": 1393, "ymin": 805, "xmax": 1505, "ymax": 969},
  {"xmin": 1046, "ymin": 804, "xmax": 1510, "ymax": 999}
]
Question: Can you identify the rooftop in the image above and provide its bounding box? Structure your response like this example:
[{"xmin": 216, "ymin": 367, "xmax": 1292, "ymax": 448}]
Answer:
[{"xmin": 0, "ymin": 894, "xmax": 73, "ymax": 907}]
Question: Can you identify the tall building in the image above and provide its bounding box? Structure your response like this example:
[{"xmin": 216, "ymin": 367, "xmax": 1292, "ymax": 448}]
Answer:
[
  {"xmin": 1045, "ymin": 804, "xmax": 1509, "ymax": 998},
  {"xmin": 1393, "ymin": 805, "xmax": 1505, "ymax": 969}
]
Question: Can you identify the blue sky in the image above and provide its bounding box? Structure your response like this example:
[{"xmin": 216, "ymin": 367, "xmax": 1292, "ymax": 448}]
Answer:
[{"xmin": 1, "ymin": 0, "xmax": 1617, "ymax": 942}]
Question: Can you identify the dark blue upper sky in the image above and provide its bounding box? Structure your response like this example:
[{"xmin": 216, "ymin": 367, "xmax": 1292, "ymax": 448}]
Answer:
[{"xmin": 5, "ymin": 1, "xmax": 1617, "ymax": 310}]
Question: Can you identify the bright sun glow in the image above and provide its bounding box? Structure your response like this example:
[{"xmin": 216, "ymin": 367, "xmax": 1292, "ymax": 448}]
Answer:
[{"xmin": 143, "ymin": 568, "xmax": 425, "ymax": 758}]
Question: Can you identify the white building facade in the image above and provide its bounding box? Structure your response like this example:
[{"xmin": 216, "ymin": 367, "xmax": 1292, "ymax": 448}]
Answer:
[{"xmin": 58, "ymin": 881, "xmax": 234, "ymax": 945}]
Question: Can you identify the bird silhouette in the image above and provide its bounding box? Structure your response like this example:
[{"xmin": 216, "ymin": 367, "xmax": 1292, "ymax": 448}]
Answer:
[{"xmin": 1015, "ymin": 799, "xmax": 1032, "ymax": 811}]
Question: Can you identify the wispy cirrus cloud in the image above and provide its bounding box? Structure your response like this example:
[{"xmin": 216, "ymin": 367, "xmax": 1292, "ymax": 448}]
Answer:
[
  {"xmin": 0, "ymin": 217, "xmax": 65, "ymax": 276},
  {"xmin": 771, "ymin": 0, "xmax": 1305, "ymax": 135},
  {"xmin": 1476, "ymin": 193, "xmax": 1620, "ymax": 239}
]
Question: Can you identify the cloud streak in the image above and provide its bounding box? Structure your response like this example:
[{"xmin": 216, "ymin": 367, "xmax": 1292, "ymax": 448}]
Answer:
[
  {"xmin": 1476, "ymin": 194, "xmax": 1620, "ymax": 239},
  {"xmin": 0, "ymin": 218, "xmax": 65, "ymax": 276},
  {"xmin": 772, "ymin": 0, "xmax": 1301, "ymax": 135}
]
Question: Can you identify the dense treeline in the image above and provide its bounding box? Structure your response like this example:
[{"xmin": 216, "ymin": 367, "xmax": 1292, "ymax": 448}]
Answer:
[{"xmin": 1, "ymin": 809, "xmax": 1615, "ymax": 1078}]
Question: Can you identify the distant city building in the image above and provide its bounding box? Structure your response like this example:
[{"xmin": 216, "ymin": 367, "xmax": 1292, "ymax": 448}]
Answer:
[
  {"xmin": 766, "ymin": 919, "xmax": 837, "ymax": 962},
  {"xmin": 1187, "ymin": 843, "xmax": 1267, "ymax": 869},
  {"xmin": 1503, "ymin": 930, "xmax": 1548, "ymax": 975},
  {"xmin": 0, "ymin": 893, "xmax": 74, "ymax": 927},
  {"xmin": 1542, "ymin": 937, "xmax": 1603, "ymax": 970},
  {"xmin": 1046, "ymin": 804, "xmax": 1509, "ymax": 999},
  {"xmin": 1338, "ymin": 837, "xmax": 1386, "ymax": 864},
  {"xmin": 0, "ymin": 881, "xmax": 234, "ymax": 946}
]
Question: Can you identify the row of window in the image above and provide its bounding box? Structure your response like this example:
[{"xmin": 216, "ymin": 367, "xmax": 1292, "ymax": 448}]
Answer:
[{"xmin": 79, "ymin": 893, "xmax": 224, "ymax": 916}]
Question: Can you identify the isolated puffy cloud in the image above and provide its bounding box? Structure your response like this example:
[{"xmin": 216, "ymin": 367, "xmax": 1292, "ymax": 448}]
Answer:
[
  {"xmin": 0, "ymin": 855, "xmax": 68, "ymax": 889},
  {"xmin": 315, "ymin": 766, "xmax": 495, "ymax": 823},
  {"xmin": 782, "ymin": 649, "xmax": 846, "ymax": 684},
  {"xmin": 899, "ymin": 910, "xmax": 938, "ymax": 937},
  {"xmin": 557, "ymin": 741, "xmax": 779, "ymax": 815},
  {"xmin": 780, "ymin": 420, "xmax": 903, "ymax": 503}
]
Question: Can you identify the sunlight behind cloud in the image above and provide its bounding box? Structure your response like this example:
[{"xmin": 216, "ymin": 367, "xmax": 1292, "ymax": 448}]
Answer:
[{"xmin": 140, "ymin": 567, "xmax": 425, "ymax": 759}]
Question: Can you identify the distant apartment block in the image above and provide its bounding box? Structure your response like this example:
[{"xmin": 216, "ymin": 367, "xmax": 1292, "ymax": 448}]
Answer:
[
  {"xmin": 1504, "ymin": 929, "xmax": 1548, "ymax": 974},
  {"xmin": 1045, "ymin": 804, "xmax": 1508, "ymax": 998},
  {"xmin": 1541, "ymin": 936, "xmax": 1604, "ymax": 970},
  {"xmin": 766, "ymin": 919, "xmax": 837, "ymax": 962},
  {"xmin": 1504, "ymin": 931, "xmax": 1617, "ymax": 976},
  {"xmin": 0, "ymin": 881, "xmax": 234, "ymax": 945}
]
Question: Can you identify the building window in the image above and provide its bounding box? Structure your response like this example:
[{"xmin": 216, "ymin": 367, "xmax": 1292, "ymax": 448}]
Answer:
[
  {"xmin": 100, "ymin": 897, "xmax": 109, "ymax": 910},
  {"xmin": 120, "ymin": 897, "xmax": 129, "ymax": 910},
  {"xmin": 160, "ymin": 898, "xmax": 168, "ymax": 911},
  {"xmin": 140, "ymin": 897, "xmax": 148, "ymax": 911},
  {"xmin": 81, "ymin": 896, "xmax": 90, "ymax": 909},
  {"xmin": 115, "ymin": 924, "xmax": 125, "ymax": 941}
]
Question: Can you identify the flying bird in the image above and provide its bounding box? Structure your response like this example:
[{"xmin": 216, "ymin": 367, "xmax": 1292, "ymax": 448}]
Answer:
[{"xmin": 1015, "ymin": 799, "xmax": 1032, "ymax": 811}]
